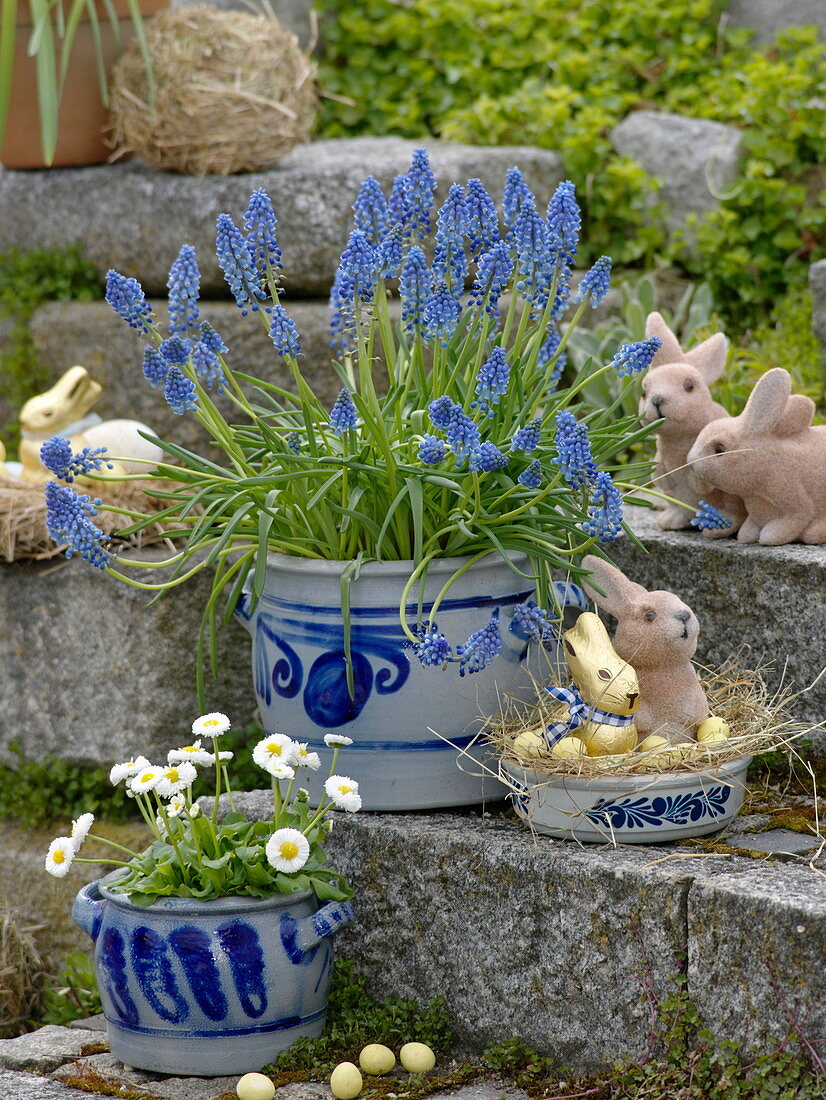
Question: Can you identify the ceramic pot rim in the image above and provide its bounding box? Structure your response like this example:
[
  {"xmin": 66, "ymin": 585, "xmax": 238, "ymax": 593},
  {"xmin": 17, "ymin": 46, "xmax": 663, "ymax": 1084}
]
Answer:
[
  {"xmin": 262, "ymin": 548, "xmax": 529, "ymax": 578},
  {"xmin": 503, "ymin": 754, "xmax": 752, "ymax": 792},
  {"xmin": 96, "ymin": 870, "xmax": 316, "ymax": 915}
]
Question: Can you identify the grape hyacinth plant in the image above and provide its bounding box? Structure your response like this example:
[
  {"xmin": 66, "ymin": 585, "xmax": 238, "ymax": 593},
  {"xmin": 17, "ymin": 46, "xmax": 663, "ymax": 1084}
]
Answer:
[
  {"xmin": 44, "ymin": 713, "xmax": 359, "ymax": 906},
  {"xmin": 44, "ymin": 152, "xmax": 657, "ymax": 690}
]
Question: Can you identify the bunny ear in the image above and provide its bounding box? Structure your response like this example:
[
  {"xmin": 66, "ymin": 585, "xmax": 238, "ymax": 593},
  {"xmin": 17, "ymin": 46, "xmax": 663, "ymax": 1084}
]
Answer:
[
  {"xmin": 645, "ymin": 312, "xmax": 684, "ymax": 368},
  {"xmin": 684, "ymin": 332, "xmax": 728, "ymax": 385},
  {"xmin": 741, "ymin": 368, "xmax": 792, "ymax": 434},
  {"xmin": 775, "ymin": 394, "xmax": 815, "ymax": 437},
  {"xmin": 581, "ymin": 556, "xmax": 648, "ymax": 617}
]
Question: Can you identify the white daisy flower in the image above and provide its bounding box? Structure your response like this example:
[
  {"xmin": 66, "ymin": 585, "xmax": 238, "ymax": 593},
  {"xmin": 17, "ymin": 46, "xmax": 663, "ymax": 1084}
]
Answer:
[
  {"xmin": 215, "ymin": 751, "xmax": 234, "ymax": 762},
  {"xmin": 191, "ymin": 712, "xmax": 231, "ymax": 738},
  {"xmin": 324, "ymin": 734, "xmax": 353, "ymax": 748},
  {"xmin": 167, "ymin": 793, "xmax": 187, "ymax": 818},
  {"xmin": 156, "ymin": 761, "xmax": 198, "ymax": 799},
  {"xmin": 129, "ymin": 766, "xmax": 164, "ymax": 794},
  {"xmin": 324, "ymin": 775, "xmax": 362, "ymax": 812},
  {"xmin": 293, "ymin": 743, "xmax": 321, "ymax": 771},
  {"xmin": 45, "ymin": 837, "xmax": 75, "ymax": 877},
  {"xmin": 168, "ymin": 740, "xmax": 214, "ymax": 766},
  {"xmin": 265, "ymin": 828, "xmax": 310, "ymax": 873},
  {"xmin": 109, "ymin": 756, "xmax": 150, "ymax": 786},
  {"xmin": 253, "ymin": 734, "xmax": 296, "ymax": 772},
  {"xmin": 156, "ymin": 815, "xmax": 167, "ymax": 835},
  {"xmin": 70, "ymin": 813, "xmax": 95, "ymax": 849},
  {"xmin": 188, "ymin": 804, "xmax": 201, "ymax": 819},
  {"xmin": 268, "ymin": 761, "xmax": 296, "ymax": 781}
]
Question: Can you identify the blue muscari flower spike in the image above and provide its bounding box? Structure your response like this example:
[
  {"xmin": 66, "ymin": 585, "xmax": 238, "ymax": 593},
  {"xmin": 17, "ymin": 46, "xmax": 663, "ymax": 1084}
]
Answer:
[
  {"xmin": 409, "ymin": 622, "xmax": 453, "ymax": 668},
  {"xmin": 40, "ymin": 436, "xmax": 112, "ymax": 482},
  {"xmin": 192, "ymin": 341, "xmax": 226, "ymax": 393},
  {"xmin": 511, "ymin": 601, "xmax": 554, "ymax": 642},
  {"xmin": 376, "ymin": 224, "xmax": 404, "ymax": 280},
  {"xmin": 469, "ymin": 241, "xmax": 513, "ymax": 317},
  {"xmin": 691, "ymin": 501, "xmax": 732, "ymax": 531},
  {"xmin": 353, "ymin": 176, "xmax": 389, "ymax": 245},
  {"xmin": 518, "ymin": 459, "xmax": 542, "ymax": 489},
  {"xmin": 581, "ymin": 471, "xmax": 624, "ymax": 542},
  {"xmin": 142, "ymin": 346, "xmax": 167, "ymax": 389},
  {"xmin": 612, "ymin": 336, "xmax": 662, "ymax": 378},
  {"xmin": 457, "ymin": 610, "xmax": 502, "ymax": 676},
  {"xmin": 163, "ymin": 367, "xmax": 198, "ymax": 415},
  {"xmin": 553, "ymin": 410, "xmax": 598, "ymax": 489},
  {"xmin": 575, "ymin": 256, "xmax": 612, "ymax": 308},
  {"xmin": 511, "ymin": 417, "xmax": 542, "ymax": 454},
  {"xmin": 335, "ymin": 230, "xmax": 378, "ymax": 305},
  {"xmin": 199, "ymin": 321, "xmax": 228, "ymax": 356},
  {"xmin": 418, "ymin": 434, "xmax": 446, "ymax": 465},
  {"xmin": 329, "ymin": 274, "xmax": 351, "ymax": 351},
  {"xmin": 388, "ymin": 174, "xmax": 413, "ymax": 236},
  {"xmin": 469, "ymin": 442, "xmax": 509, "ymax": 473},
  {"xmin": 538, "ymin": 326, "xmax": 567, "ymax": 391},
  {"xmin": 464, "ymin": 178, "xmax": 499, "ymax": 257},
  {"xmin": 399, "ymin": 246, "xmax": 432, "ymax": 334},
  {"xmin": 159, "ymin": 336, "xmax": 191, "ymax": 366},
  {"xmin": 244, "ymin": 189, "xmax": 283, "ymax": 283},
  {"xmin": 269, "ymin": 302, "xmax": 302, "ymax": 357},
  {"xmin": 404, "ymin": 148, "xmax": 437, "ymax": 240},
  {"xmin": 513, "ymin": 204, "xmax": 551, "ymax": 300},
  {"xmin": 428, "ymin": 395, "xmax": 455, "ymax": 429},
  {"xmin": 330, "ymin": 388, "xmax": 359, "ymax": 436},
  {"xmin": 502, "ymin": 167, "xmax": 535, "ymax": 228},
  {"xmin": 423, "ymin": 282, "xmax": 462, "ymax": 346},
  {"xmin": 472, "ymin": 346, "xmax": 510, "ymax": 415},
  {"xmin": 546, "ymin": 180, "xmax": 581, "ymax": 261},
  {"xmin": 287, "ymin": 432, "xmax": 301, "ymax": 454},
  {"xmin": 167, "ymin": 245, "xmax": 200, "ymax": 336},
  {"xmin": 445, "ymin": 404, "xmax": 481, "ymax": 464},
  {"xmin": 105, "ymin": 270, "xmax": 154, "ymax": 335},
  {"xmin": 44, "ymin": 481, "xmax": 110, "ymax": 570},
  {"xmin": 216, "ymin": 213, "xmax": 268, "ymax": 315},
  {"xmin": 432, "ymin": 183, "xmax": 469, "ymax": 290}
]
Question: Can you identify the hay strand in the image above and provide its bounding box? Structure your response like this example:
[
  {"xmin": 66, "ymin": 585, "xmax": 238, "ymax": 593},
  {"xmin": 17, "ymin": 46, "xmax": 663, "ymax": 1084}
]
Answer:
[{"xmin": 108, "ymin": 5, "xmax": 317, "ymax": 175}]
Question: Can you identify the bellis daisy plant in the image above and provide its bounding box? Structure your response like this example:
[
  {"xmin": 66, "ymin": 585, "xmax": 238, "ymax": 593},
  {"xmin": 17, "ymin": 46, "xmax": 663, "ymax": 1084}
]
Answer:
[
  {"xmin": 43, "ymin": 151, "xmax": 657, "ymax": 694},
  {"xmin": 43, "ymin": 712, "xmax": 359, "ymax": 906}
]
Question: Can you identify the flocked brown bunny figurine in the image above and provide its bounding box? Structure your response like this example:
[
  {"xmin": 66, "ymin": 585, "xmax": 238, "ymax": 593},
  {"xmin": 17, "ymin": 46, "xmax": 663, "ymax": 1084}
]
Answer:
[
  {"xmin": 687, "ymin": 367, "xmax": 826, "ymax": 545},
  {"xmin": 640, "ymin": 312, "xmax": 746, "ymax": 536},
  {"xmin": 581, "ymin": 556, "xmax": 708, "ymax": 744}
]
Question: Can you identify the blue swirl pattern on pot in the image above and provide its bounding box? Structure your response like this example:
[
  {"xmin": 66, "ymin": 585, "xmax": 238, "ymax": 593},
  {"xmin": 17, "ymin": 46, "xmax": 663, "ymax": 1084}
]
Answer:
[{"xmin": 584, "ymin": 785, "xmax": 731, "ymax": 829}]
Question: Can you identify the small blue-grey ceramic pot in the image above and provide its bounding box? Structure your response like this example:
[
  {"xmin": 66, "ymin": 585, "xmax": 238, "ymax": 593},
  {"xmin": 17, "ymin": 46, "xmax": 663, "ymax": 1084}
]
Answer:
[{"xmin": 72, "ymin": 874, "xmax": 355, "ymax": 1076}]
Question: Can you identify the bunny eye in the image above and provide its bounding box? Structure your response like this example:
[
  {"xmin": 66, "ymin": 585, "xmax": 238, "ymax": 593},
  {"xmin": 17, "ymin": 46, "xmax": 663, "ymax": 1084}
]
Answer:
[
  {"xmin": 641, "ymin": 388, "xmax": 647, "ymax": 398},
  {"xmin": 644, "ymin": 611, "xmax": 656, "ymax": 622},
  {"xmin": 714, "ymin": 442, "xmax": 726, "ymax": 454},
  {"xmin": 597, "ymin": 668, "xmax": 612, "ymax": 681},
  {"xmin": 683, "ymin": 380, "xmax": 694, "ymax": 392}
]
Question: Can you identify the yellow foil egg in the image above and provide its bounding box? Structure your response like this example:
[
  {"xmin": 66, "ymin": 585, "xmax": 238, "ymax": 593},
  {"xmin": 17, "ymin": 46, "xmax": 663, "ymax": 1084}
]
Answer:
[
  {"xmin": 400, "ymin": 1042, "xmax": 436, "ymax": 1073},
  {"xmin": 696, "ymin": 717, "xmax": 730, "ymax": 744},
  {"xmin": 359, "ymin": 1043, "xmax": 396, "ymax": 1075},
  {"xmin": 551, "ymin": 736, "xmax": 587, "ymax": 759},
  {"xmin": 513, "ymin": 731, "xmax": 546, "ymax": 759},
  {"xmin": 637, "ymin": 735, "xmax": 670, "ymax": 753},
  {"xmin": 330, "ymin": 1062, "xmax": 363, "ymax": 1099},
  {"xmin": 236, "ymin": 1073, "xmax": 276, "ymax": 1100}
]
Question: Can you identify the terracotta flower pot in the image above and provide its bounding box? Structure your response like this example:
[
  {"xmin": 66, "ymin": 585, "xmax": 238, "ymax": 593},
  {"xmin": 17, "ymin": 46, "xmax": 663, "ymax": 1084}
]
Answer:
[{"xmin": 1, "ymin": 0, "xmax": 166, "ymax": 169}]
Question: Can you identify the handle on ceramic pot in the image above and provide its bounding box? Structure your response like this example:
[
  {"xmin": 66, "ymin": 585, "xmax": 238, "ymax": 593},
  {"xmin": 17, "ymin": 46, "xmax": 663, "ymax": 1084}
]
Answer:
[
  {"xmin": 554, "ymin": 581, "xmax": 589, "ymax": 614},
  {"xmin": 282, "ymin": 900, "xmax": 356, "ymax": 962},
  {"xmin": 72, "ymin": 881, "xmax": 106, "ymax": 942},
  {"xmin": 233, "ymin": 568, "xmax": 256, "ymax": 634}
]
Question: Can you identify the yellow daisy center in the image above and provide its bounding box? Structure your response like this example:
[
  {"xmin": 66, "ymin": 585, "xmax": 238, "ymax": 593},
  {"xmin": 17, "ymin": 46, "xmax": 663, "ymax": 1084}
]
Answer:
[
  {"xmin": 166, "ymin": 768, "xmax": 180, "ymax": 782},
  {"xmin": 279, "ymin": 841, "xmax": 299, "ymax": 860},
  {"xmin": 183, "ymin": 745, "xmax": 198, "ymax": 752},
  {"xmin": 53, "ymin": 850, "xmax": 65, "ymax": 864},
  {"xmin": 139, "ymin": 772, "xmax": 155, "ymax": 783},
  {"xmin": 266, "ymin": 744, "xmax": 283, "ymax": 757},
  {"xmin": 204, "ymin": 719, "xmax": 220, "ymax": 727},
  {"xmin": 337, "ymin": 784, "xmax": 353, "ymax": 795}
]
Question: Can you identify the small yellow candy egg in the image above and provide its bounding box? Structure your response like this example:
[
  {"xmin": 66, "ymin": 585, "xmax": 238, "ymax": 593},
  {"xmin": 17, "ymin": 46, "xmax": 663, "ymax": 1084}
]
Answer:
[
  {"xmin": 359, "ymin": 1043, "xmax": 396, "ymax": 1075},
  {"xmin": 513, "ymin": 731, "xmax": 546, "ymax": 759},
  {"xmin": 637, "ymin": 735, "xmax": 670, "ymax": 753},
  {"xmin": 399, "ymin": 1042, "xmax": 436, "ymax": 1073},
  {"xmin": 696, "ymin": 717, "xmax": 730, "ymax": 745},
  {"xmin": 551, "ymin": 736, "xmax": 587, "ymax": 759},
  {"xmin": 236, "ymin": 1073, "xmax": 276, "ymax": 1100},
  {"xmin": 330, "ymin": 1062, "xmax": 363, "ymax": 1099}
]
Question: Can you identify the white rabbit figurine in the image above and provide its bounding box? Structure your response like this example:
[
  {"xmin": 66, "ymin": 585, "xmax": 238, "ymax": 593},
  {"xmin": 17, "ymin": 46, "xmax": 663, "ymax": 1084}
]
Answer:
[
  {"xmin": 545, "ymin": 611, "xmax": 640, "ymax": 757},
  {"xmin": 640, "ymin": 312, "xmax": 746, "ymax": 536},
  {"xmin": 687, "ymin": 367, "xmax": 826, "ymax": 545},
  {"xmin": 581, "ymin": 556, "xmax": 708, "ymax": 744}
]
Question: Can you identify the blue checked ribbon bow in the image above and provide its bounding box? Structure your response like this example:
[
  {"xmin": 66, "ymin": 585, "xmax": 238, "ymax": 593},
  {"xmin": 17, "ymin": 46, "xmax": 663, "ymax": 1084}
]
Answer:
[{"xmin": 544, "ymin": 682, "xmax": 635, "ymax": 746}]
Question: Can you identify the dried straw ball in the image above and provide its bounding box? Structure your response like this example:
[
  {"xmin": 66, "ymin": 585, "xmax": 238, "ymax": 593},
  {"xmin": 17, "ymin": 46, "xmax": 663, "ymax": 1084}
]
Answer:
[
  {"xmin": 108, "ymin": 6, "xmax": 317, "ymax": 175},
  {"xmin": 0, "ymin": 909, "xmax": 47, "ymax": 1038}
]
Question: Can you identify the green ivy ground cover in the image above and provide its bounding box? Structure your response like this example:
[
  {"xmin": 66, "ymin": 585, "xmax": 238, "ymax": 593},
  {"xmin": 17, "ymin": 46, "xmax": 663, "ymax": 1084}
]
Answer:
[{"xmin": 315, "ymin": 0, "xmax": 825, "ymax": 327}]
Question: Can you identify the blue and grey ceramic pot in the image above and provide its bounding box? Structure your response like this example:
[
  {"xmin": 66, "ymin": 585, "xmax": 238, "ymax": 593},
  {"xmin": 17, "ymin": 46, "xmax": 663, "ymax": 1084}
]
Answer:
[
  {"xmin": 235, "ymin": 551, "xmax": 587, "ymax": 810},
  {"xmin": 72, "ymin": 875, "xmax": 355, "ymax": 1076}
]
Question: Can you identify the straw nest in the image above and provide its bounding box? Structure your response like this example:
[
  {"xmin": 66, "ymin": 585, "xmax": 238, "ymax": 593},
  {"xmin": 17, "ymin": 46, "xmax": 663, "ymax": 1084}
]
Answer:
[
  {"xmin": 108, "ymin": 5, "xmax": 317, "ymax": 175},
  {"xmin": 0, "ymin": 908, "xmax": 47, "ymax": 1038},
  {"xmin": 0, "ymin": 477, "xmax": 175, "ymax": 563},
  {"xmin": 484, "ymin": 649, "xmax": 818, "ymax": 780}
]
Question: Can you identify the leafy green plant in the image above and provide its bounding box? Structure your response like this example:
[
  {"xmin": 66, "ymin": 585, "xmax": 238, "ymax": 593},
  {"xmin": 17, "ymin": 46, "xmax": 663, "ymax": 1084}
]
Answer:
[{"xmin": 39, "ymin": 950, "xmax": 101, "ymax": 1027}]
